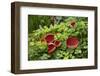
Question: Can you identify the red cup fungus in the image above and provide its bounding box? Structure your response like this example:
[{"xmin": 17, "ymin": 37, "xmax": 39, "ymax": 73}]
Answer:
[
  {"xmin": 54, "ymin": 40, "xmax": 61, "ymax": 47},
  {"xmin": 44, "ymin": 34, "xmax": 54, "ymax": 44},
  {"xmin": 42, "ymin": 33, "xmax": 62, "ymax": 54},
  {"xmin": 66, "ymin": 36, "xmax": 79, "ymax": 48},
  {"xmin": 48, "ymin": 43, "xmax": 56, "ymax": 54},
  {"xmin": 69, "ymin": 20, "xmax": 76, "ymax": 28},
  {"xmin": 71, "ymin": 21, "xmax": 76, "ymax": 27}
]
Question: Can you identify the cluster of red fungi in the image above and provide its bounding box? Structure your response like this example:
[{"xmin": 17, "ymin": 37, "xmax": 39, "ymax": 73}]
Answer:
[
  {"xmin": 42, "ymin": 20, "xmax": 79, "ymax": 54},
  {"xmin": 44, "ymin": 34, "xmax": 61, "ymax": 54}
]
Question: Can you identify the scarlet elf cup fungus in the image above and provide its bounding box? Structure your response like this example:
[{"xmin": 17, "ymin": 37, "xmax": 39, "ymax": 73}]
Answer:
[
  {"xmin": 69, "ymin": 19, "xmax": 76, "ymax": 28},
  {"xmin": 44, "ymin": 34, "xmax": 56, "ymax": 54},
  {"xmin": 44, "ymin": 34, "xmax": 54, "ymax": 44},
  {"xmin": 44, "ymin": 34, "xmax": 61, "ymax": 54},
  {"xmin": 66, "ymin": 36, "xmax": 79, "ymax": 48},
  {"xmin": 71, "ymin": 21, "xmax": 76, "ymax": 27},
  {"xmin": 48, "ymin": 43, "xmax": 56, "ymax": 54},
  {"xmin": 54, "ymin": 40, "xmax": 61, "ymax": 47},
  {"xmin": 47, "ymin": 40, "xmax": 61, "ymax": 54}
]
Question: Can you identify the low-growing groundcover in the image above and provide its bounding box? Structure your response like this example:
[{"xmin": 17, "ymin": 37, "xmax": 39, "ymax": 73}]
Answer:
[{"xmin": 28, "ymin": 15, "xmax": 88, "ymax": 60}]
